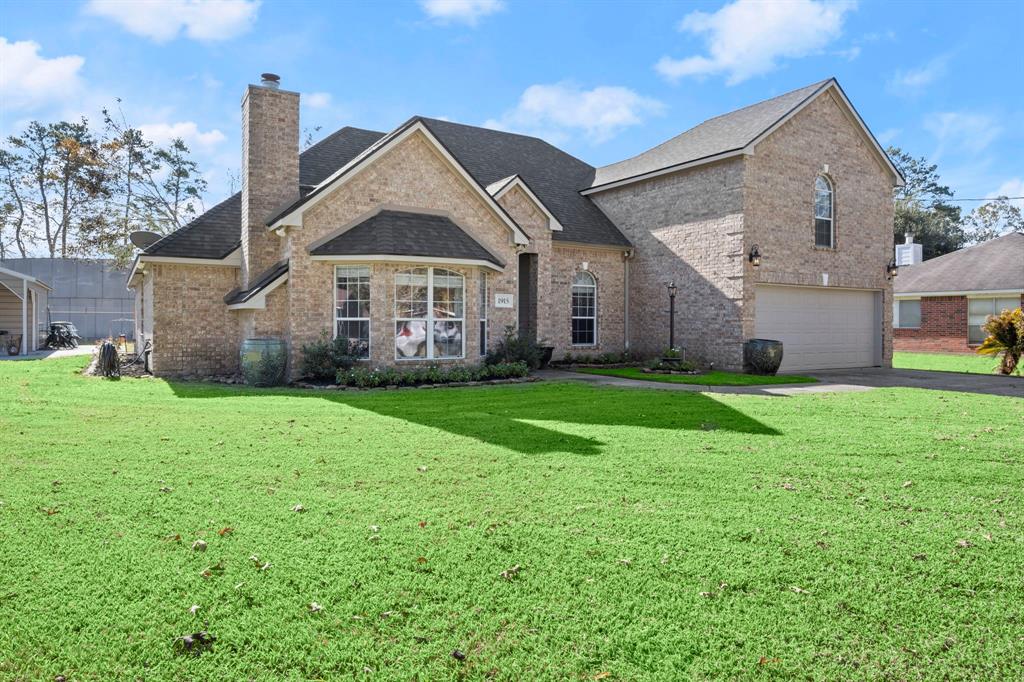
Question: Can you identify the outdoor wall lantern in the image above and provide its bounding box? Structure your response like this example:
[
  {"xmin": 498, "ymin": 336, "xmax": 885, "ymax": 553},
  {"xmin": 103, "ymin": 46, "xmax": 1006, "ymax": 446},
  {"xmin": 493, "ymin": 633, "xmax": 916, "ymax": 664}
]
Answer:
[
  {"xmin": 748, "ymin": 244, "xmax": 762, "ymax": 267},
  {"xmin": 887, "ymin": 258, "xmax": 899, "ymax": 279}
]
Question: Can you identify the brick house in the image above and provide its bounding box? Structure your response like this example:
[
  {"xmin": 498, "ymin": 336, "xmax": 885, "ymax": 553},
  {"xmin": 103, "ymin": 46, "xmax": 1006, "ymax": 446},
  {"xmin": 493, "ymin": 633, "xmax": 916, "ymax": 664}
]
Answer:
[
  {"xmin": 894, "ymin": 232, "xmax": 1024, "ymax": 353},
  {"xmin": 128, "ymin": 75, "xmax": 902, "ymax": 377}
]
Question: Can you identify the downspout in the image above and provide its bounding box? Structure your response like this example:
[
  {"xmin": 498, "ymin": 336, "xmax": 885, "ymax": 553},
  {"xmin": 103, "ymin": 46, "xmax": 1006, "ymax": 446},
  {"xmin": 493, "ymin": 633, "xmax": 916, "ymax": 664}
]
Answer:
[{"xmin": 623, "ymin": 248, "xmax": 634, "ymax": 350}]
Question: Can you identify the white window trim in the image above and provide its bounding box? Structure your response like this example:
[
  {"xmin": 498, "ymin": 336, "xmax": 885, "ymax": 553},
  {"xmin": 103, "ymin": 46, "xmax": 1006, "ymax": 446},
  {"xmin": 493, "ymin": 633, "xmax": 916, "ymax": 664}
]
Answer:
[
  {"xmin": 394, "ymin": 267, "xmax": 466, "ymax": 361},
  {"xmin": 334, "ymin": 265, "xmax": 371, "ymax": 359},
  {"xmin": 893, "ymin": 297, "xmax": 921, "ymax": 329},
  {"xmin": 814, "ymin": 175, "xmax": 834, "ymax": 249},
  {"xmin": 571, "ymin": 271, "xmax": 598, "ymax": 347}
]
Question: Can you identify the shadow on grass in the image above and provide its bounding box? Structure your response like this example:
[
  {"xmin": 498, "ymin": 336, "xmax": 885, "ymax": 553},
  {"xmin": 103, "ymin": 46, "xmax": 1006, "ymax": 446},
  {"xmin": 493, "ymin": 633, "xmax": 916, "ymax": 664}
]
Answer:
[{"xmin": 168, "ymin": 380, "xmax": 779, "ymax": 455}]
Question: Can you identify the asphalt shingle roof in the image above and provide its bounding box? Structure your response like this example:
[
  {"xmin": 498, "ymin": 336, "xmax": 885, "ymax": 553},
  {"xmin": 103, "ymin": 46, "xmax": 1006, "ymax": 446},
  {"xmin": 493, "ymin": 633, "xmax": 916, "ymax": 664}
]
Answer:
[
  {"xmin": 223, "ymin": 259, "xmax": 289, "ymax": 305},
  {"xmin": 895, "ymin": 232, "xmax": 1024, "ymax": 294},
  {"xmin": 309, "ymin": 210, "xmax": 504, "ymax": 266},
  {"xmin": 590, "ymin": 80, "xmax": 832, "ymax": 190},
  {"xmin": 144, "ymin": 127, "xmax": 385, "ymax": 259}
]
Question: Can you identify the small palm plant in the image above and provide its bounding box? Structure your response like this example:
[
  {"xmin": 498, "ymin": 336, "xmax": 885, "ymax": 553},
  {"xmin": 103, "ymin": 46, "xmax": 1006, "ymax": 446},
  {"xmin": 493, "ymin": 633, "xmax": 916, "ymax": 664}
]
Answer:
[{"xmin": 976, "ymin": 306, "xmax": 1024, "ymax": 375}]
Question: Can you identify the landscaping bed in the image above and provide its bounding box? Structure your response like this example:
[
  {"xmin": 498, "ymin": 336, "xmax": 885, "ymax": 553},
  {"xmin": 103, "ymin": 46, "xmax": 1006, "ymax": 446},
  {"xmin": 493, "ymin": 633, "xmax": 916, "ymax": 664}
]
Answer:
[{"xmin": 575, "ymin": 366, "xmax": 818, "ymax": 386}]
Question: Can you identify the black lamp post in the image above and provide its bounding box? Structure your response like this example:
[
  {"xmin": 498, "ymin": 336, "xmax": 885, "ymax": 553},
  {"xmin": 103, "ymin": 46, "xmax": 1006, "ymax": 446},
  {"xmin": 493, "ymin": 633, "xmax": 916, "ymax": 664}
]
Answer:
[{"xmin": 667, "ymin": 281, "xmax": 677, "ymax": 350}]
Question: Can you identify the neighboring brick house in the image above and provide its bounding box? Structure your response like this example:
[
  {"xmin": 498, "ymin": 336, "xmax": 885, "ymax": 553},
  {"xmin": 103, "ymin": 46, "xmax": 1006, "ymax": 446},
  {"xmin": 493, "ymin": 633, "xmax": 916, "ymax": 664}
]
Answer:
[
  {"xmin": 128, "ymin": 75, "xmax": 902, "ymax": 377},
  {"xmin": 894, "ymin": 232, "xmax": 1024, "ymax": 353}
]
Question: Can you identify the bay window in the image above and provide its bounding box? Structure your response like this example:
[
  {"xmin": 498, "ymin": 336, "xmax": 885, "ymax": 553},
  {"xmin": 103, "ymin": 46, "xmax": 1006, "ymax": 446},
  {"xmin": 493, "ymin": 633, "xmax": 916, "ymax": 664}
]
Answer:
[
  {"xmin": 335, "ymin": 265, "xmax": 370, "ymax": 358},
  {"xmin": 395, "ymin": 267, "xmax": 464, "ymax": 359}
]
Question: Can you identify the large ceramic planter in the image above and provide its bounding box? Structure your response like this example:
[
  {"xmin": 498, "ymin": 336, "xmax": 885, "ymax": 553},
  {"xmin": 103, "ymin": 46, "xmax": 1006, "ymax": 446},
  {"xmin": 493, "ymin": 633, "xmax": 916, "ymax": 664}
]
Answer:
[
  {"xmin": 744, "ymin": 338, "xmax": 784, "ymax": 375},
  {"xmin": 240, "ymin": 338, "xmax": 288, "ymax": 386}
]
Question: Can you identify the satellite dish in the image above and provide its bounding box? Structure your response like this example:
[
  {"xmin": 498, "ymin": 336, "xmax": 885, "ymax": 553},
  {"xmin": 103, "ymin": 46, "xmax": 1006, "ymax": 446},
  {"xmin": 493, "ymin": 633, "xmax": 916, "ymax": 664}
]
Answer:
[{"xmin": 129, "ymin": 231, "xmax": 162, "ymax": 249}]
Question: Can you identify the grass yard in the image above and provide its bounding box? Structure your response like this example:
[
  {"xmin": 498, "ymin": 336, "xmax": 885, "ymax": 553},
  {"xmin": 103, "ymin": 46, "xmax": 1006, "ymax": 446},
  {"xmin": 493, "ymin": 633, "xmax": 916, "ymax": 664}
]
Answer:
[
  {"xmin": 574, "ymin": 366, "xmax": 818, "ymax": 386},
  {"xmin": 893, "ymin": 351, "xmax": 1013, "ymax": 376},
  {"xmin": 2, "ymin": 358, "xmax": 1023, "ymax": 680}
]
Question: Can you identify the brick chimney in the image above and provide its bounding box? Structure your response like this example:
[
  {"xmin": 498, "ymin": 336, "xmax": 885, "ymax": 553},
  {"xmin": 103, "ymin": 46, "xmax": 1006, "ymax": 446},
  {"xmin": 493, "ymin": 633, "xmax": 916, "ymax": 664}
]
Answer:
[{"xmin": 241, "ymin": 73, "xmax": 299, "ymax": 285}]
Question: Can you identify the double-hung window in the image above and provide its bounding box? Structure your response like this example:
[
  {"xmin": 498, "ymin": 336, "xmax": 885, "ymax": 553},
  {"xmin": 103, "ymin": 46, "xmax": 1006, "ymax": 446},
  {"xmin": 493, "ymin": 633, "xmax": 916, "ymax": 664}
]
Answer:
[
  {"xmin": 335, "ymin": 265, "xmax": 370, "ymax": 358},
  {"xmin": 395, "ymin": 267, "xmax": 465, "ymax": 359},
  {"xmin": 894, "ymin": 299, "xmax": 921, "ymax": 329},
  {"xmin": 571, "ymin": 271, "xmax": 597, "ymax": 346},
  {"xmin": 968, "ymin": 297, "xmax": 1020, "ymax": 344},
  {"xmin": 479, "ymin": 273, "xmax": 488, "ymax": 356},
  {"xmin": 814, "ymin": 175, "xmax": 834, "ymax": 248}
]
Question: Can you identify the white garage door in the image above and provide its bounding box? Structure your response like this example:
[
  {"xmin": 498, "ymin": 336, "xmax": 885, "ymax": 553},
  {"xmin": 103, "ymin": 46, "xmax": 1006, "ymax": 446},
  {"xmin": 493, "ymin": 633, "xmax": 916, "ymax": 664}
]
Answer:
[{"xmin": 754, "ymin": 285, "xmax": 880, "ymax": 372}]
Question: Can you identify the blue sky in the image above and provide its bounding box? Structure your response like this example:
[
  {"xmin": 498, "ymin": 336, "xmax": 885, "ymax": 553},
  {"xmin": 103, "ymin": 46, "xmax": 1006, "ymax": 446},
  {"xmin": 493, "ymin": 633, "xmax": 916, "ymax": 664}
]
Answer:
[{"xmin": 2, "ymin": 0, "xmax": 1021, "ymax": 210}]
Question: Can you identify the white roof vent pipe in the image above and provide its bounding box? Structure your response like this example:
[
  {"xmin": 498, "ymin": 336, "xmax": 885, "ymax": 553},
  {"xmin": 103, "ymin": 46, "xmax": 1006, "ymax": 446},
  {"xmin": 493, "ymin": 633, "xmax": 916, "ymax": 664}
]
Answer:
[{"xmin": 260, "ymin": 73, "xmax": 280, "ymax": 89}]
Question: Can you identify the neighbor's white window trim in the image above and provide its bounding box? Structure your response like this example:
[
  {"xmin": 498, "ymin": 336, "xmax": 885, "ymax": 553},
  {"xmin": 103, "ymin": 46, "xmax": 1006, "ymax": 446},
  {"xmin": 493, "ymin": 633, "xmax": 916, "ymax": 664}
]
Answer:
[
  {"xmin": 334, "ymin": 265, "xmax": 371, "ymax": 359},
  {"xmin": 571, "ymin": 270, "xmax": 598, "ymax": 347},
  {"xmin": 893, "ymin": 297, "xmax": 921, "ymax": 329},
  {"xmin": 394, "ymin": 266, "xmax": 466, "ymax": 361}
]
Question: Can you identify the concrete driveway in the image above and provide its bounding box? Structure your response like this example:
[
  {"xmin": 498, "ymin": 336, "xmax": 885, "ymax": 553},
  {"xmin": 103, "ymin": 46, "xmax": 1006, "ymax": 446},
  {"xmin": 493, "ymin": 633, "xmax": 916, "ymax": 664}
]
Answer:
[
  {"xmin": 805, "ymin": 367, "xmax": 1023, "ymax": 398},
  {"xmin": 538, "ymin": 367, "xmax": 1023, "ymax": 398}
]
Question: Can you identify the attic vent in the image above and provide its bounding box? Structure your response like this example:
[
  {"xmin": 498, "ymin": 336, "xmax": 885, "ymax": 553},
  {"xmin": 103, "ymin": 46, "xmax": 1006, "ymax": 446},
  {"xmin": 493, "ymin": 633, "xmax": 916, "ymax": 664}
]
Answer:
[{"xmin": 260, "ymin": 73, "xmax": 280, "ymax": 89}]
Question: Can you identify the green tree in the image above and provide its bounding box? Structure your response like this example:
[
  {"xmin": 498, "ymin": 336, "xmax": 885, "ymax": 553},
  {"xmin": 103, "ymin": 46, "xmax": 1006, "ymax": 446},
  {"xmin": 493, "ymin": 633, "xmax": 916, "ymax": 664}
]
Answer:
[
  {"xmin": 962, "ymin": 197, "xmax": 1023, "ymax": 244},
  {"xmin": 888, "ymin": 146, "xmax": 964, "ymax": 259}
]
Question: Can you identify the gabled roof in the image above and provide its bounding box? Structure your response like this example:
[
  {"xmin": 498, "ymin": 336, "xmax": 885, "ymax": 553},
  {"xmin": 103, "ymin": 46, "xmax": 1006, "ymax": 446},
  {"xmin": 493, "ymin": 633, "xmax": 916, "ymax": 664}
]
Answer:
[
  {"xmin": 309, "ymin": 209, "xmax": 504, "ymax": 268},
  {"xmin": 224, "ymin": 259, "xmax": 289, "ymax": 305},
  {"xmin": 144, "ymin": 127, "xmax": 385, "ymax": 260},
  {"xmin": 586, "ymin": 78, "xmax": 903, "ymax": 194},
  {"xmin": 895, "ymin": 232, "xmax": 1024, "ymax": 295}
]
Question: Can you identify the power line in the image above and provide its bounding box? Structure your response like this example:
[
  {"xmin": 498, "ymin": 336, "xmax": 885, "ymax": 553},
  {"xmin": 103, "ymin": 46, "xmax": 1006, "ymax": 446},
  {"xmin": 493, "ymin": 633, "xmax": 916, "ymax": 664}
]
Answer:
[{"xmin": 946, "ymin": 196, "xmax": 1024, "ymax": 202}]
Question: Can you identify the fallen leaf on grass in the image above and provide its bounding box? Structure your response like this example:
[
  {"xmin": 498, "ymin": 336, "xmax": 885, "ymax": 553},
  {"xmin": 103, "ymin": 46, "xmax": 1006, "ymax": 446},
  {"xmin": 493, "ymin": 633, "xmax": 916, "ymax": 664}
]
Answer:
[
  {"xmin": 500, "ymin": 564, "xmax": 522, "ymax": 581},
  {"xmin": 163, "ymin": 533, "xmax": 182, "ymax": 543},
  {"xmin": 902, "ymin": 481, "xmax": 913, "ymax": 488},
  {"xmin": 217, "ymin": 527, "xmax": 234, "ymax": 536},
  {"xmin": 291, "ymin": 503, "xmax": 305, "ymax": 513},
  {"xmin": 617, "ymin": 558, "xmax": 632, "ymax": 567},
  {"xmin": 955, "ymin": 539, "xmax": 972, "ymax": 549},
  {"xmin": 757, "ymin": 656, "xmax": 780, "ymax": 665},
  {"xmin": 174, "ymin": 626, "xmax": 215, "ymax": 656},
  {"xmin": 594, "ymin": 673, "xmax": 611, "ymax": 680},
  {"xmin": 780, "ymin": 482, "xmax": 796, "ymax": 491},
  {"xmin": 790, "ymin": 586, "xmax": 809, "ymax": 594},
  {"xmin": 418, "ymin": 520, "xmax": 427, "ymax": 528},
  {"xmin": 159, "ymin": 487, "xmax": 173, "ymax": 494},
  {"xmin": 416, "ymin": 556, "xmax": 428, "ymax": 564},
  {"xmin": 200, "ymin": 561, "xmax": 225, "ymax": 579},
  {"xmin": 191, "ymin": 540, "xmax": 207, "ymax": 552},
  {"xmin": 417, "ymin": 466, "xmax": 428, "ymax": 473},
  {"xmin": 39, "ymin": 507, "xmax": 59, "ymax": 516},
  {"xmin": 189, "ymin": 604, "xmax": 200, "ymax": 615},
  {"xmin": 913, "ymin": 553, "xmax": 927, "ymax": 561},
  {"xmin": 309, "ymin": 602, "xmax": 323, "ymax": 613},
  {"xmin": 451, "ymin": 649, "xmax": 466, "ymax": 661}
]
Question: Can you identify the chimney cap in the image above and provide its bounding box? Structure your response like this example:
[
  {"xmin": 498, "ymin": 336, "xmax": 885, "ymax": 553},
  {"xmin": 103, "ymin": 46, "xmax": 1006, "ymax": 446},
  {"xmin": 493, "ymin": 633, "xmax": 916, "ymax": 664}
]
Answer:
[{"xmin": 260, "ymin": 73, "xmax": 281, "ymax": 88}]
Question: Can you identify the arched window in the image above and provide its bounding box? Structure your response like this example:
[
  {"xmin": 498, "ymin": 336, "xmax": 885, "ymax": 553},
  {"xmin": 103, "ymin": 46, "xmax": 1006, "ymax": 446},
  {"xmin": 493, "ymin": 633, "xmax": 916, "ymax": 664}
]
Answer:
[
  {"xmin": 814, "ymin": 175, "xmax": 834, "ymax": 248},
  {"xmin": 571, "ymin": 271, "xmax": 597, "ymax": 346}
]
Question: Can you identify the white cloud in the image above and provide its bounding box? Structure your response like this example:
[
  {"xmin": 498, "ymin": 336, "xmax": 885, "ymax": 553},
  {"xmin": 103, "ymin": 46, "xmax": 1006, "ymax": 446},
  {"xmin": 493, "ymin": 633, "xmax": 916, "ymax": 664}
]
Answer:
[
  {"xmin": 834, "ymin": 45, "xmax": 861, "ymax": 61},
  {"xmin": 655, "ymin": 0, "xmax": 857, "ymax": 85},
  {"xmin": 0, "ymin": 38, "xmax": 84, "ymax": 111},
  {"xmin": 84, "ymin": 0, "xmax": 260, "ymax": 43},
  {"xmin": 138, "ymin": 121, "xmax": 226, "ymax": 150},
  {"xmin": 924, "ymin": 112, "xmax": 1001, "ymax": 159},
  {"xmin": 989, "ymin": 178, "xmax": 1024, "ymax": 209},
  {"xmin": 419, "ymin": 0, "xmax": 504, "ymax": 26},
  {"xmin": 876, "ymin": 128, "xmax": 901, "ymax": 145},
  {"xmin": 305, "ymin": 92, "xmax": 332, "ymax": 109},
  {"xmin": 484, "ymin": 83, "xmax": 665, "ymax": 144},
  {"xmin": 888, "ymin": 54, "xmax": 949, "ymax": 94}
]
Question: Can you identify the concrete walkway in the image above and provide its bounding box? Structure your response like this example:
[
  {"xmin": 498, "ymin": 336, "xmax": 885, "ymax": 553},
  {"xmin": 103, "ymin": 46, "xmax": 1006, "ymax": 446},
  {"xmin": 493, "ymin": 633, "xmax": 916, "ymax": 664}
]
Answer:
[
  {"xmin": 0, "ymin": 345, "xmax": 95, "ymax": 361},
  {"xmin": 537, "ymin": 367, "xmax": 1023, "ymax": 398}
]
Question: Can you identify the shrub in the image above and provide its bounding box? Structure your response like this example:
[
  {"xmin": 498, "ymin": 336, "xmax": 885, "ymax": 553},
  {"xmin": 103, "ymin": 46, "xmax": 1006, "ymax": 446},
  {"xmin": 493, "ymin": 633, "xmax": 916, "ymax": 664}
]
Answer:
[
  {"xmin": 977, "ymin": 307, "xmax": 1024, "ymax": 375},
  {"xmin": 300, "ymin": 331, "xmax": 358, "ymax": 381},
  {"xmin": 337, "ymin": 361, "xmax": 529, "ymax": 388},
  {"xmin": 485, "ymin": 326, "xmax": 544, "ymax": 369},
  {"xmin": 648, "ymin": 357, "xmax": 696, "ymax": 372}
]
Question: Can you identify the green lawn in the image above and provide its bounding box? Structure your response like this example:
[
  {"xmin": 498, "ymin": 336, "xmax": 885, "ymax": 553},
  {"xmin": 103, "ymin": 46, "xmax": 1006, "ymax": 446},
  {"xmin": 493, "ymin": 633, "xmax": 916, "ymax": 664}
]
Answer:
[
  {"xmin": 574, "ymin": 366, "xmax": 818, "ymax": 385},
  {"xmin": 893, "ymin": 351, "xmax": 1013, "ymax": 375},
  {"xmin": 2, "ymin": 358, "xmax": 1023, "ymax": 680}
]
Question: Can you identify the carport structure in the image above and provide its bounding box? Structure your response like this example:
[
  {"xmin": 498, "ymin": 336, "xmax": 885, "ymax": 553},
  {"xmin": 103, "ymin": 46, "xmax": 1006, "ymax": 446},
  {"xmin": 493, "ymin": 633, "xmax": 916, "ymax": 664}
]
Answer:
[{"xmin": 0, "ymin": 264, "xmax": 51, "ymax": 355}]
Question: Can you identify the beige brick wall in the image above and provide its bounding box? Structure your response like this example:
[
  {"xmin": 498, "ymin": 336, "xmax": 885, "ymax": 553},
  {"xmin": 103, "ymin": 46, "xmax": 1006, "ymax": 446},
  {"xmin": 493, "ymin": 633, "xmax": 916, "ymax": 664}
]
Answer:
[
  {"xmin": 150, "ymin": 263, "xmax": 240, "ymax": 375},
  {"xmin": 548, "ymin": 245, "xmax": 627, "ymax": 357},
  {"xmin": 743, "ymin": 90, "xmax": 895, "ymax": 366},
  {"xmin": 591, "ymin": 157, "xmax": 746, "ymax": 367},
  {"xmin": 241, "ymin": 85, "xmax": 298, "ymax": 285},
  {"xmin": 285, "ymin": 130, "xmax": 520, "ymax": 374}
]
